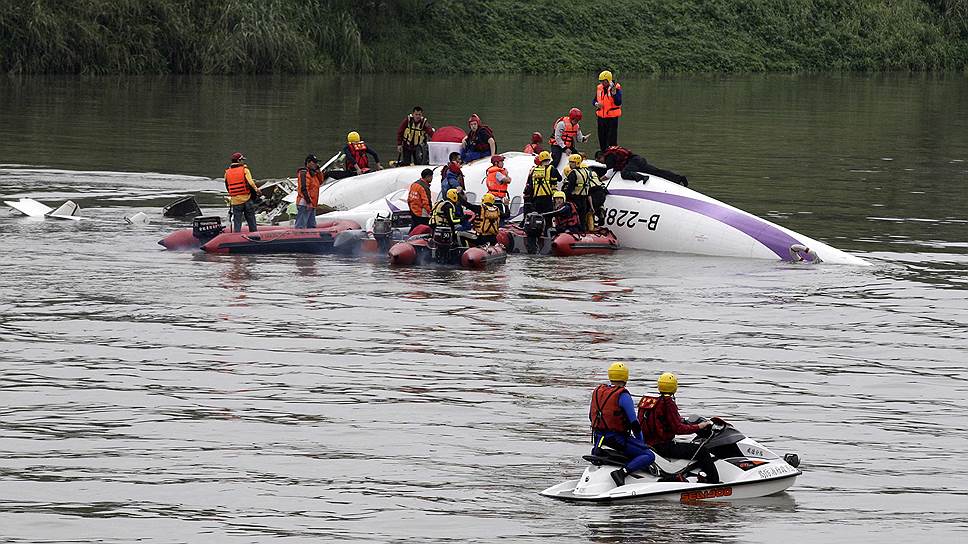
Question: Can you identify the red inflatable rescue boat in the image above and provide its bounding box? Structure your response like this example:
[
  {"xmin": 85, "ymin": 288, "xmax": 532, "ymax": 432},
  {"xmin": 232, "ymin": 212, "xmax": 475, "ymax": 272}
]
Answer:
[
  {"xmin": 200, "ymin": 220, "xmax": 360, "ymax": 254},
  {"xmin": 388, "ymin": 235, "xmax": 507, "ymax": 269},
  {"xmin": 461, "ymin": 245, "xmax": 508, "ymax": 269},
  {"xmin": 551, "ymin": 228, "xmax": 619, "ymax": 256}
]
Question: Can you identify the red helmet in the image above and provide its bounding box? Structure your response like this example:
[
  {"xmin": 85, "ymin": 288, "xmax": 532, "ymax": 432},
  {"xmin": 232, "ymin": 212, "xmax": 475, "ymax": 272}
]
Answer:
[
  {"xmin": 531, "ymin": 131, "xmax": 542, "ymax": 144},
  {"xmin": 468, "ymin": 113, "xmax": 481, "ymax": 126},
  {"xmin": 490, "ymin": 154, "xmax": 505, "ymax": 164},
  {"xmin": 569, "ymin": 107, "xmax": 582, "ymax": 122},
  {"xmin": 230, "ymin": 152, "xmax": 245, "ymax": 162}
]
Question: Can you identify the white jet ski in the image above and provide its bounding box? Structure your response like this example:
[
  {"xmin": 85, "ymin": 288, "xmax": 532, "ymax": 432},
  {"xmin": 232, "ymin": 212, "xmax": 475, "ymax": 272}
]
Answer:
[
  {"xmin": 313, "ymin": 152, "xmax": 868, "ymax": 265},
  {"xmin": 540, "ymin": 417, "xmax": 801, "ymax": 503}
]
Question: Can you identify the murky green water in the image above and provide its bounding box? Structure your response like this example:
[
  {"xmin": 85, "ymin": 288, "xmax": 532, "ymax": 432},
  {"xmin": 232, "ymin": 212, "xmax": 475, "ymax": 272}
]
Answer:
[{"xmin": 1, "ymin": 74, "xmax": 967, "ymax": 543}]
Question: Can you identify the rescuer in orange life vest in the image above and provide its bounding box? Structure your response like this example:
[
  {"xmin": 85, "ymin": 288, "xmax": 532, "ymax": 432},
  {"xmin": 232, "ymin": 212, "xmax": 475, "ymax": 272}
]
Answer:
[
  {"xmin": 294, "ymin": 154, "xmax": 325, "ymax": 229},
  {"xmin": 594, "ymin": 70, "xmax": 623, "ymax": 152},
  {"xmin": 484, "ymin": 154, "xmax": 512, "ymax": 222},
  {"xmin": 408, "ymin": 168, "xmax": 434, "ymax": 231},
  {"xmin": 549, "ymin": 107, "xmax": 589, "ymax": 168},
  {"xmin": 590, "ymin": 362, "xmax": 656, "ymax": 487},
  {"xmin": 224, "ymin": 152, "xmax": 262, "ymax": 232},
  {"xmin": 523, "ymin": 132, "xmax": 544, "ymax": 155},
  {"xmin": 640, "ymin": 372, "xmax": 719, "ymax": 483},
  {"xmin": 343, "ymin": 131, "xmax": 382, "ymax": 176}
]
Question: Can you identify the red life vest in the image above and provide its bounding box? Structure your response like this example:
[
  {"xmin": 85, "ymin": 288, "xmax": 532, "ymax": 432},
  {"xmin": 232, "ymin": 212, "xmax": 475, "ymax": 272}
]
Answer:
[
  {"xmin": 603, "ymin": 145, "xmax": 632, "ymax": 171},
  {"xmin": 523, "ymin": 143, "xmax": 543, "ymax": 154},
  {"xmin": 589, "ymin": 384, "xmax": 629, "ymax": 432},
  {"xmin": 347, "ymin": 141, "xmax": 370, "ymax": 170},
  {"xmin": 486, "ymin": 165, "xmax": 510, "ymax": 198},
  {"xmin": 548, "ymin": 116, "xmax": 578, "ymax": 148},
  {"xmin": 596, "ymin": 82, "xmax": 623, "ymax": 118},
  {"xmin": 467, "ymin": 125, "xmax": 494, "ymax": 151},
  {"xmin": 224, "ymin": 165, "xmax": 250, "ymax": 197},
  {"xmin": 554, "ymin": 201, "xmax": 580, "ymax": 229},
  {"xmin": 296, "ymin": 167, "xmax": 323, "ymax": 208}
]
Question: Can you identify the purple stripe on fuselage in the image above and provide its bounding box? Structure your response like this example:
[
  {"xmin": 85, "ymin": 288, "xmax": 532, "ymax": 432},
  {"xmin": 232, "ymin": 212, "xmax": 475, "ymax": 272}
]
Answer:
[
  {"xmin": 607, "ymin": 188, "xmax": 809, "ymax": 261},
  {"xmin": 386, "ymin": 198, "xmax": 401, "ymax": 212}
]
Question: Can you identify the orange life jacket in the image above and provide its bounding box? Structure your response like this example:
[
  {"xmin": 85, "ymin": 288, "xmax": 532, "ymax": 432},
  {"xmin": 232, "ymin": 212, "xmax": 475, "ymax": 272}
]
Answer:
[
  {"xmin": 523, "ymin": 143, "xmax": 543, "ymax": 154},
  {"xmin": 224, "ymin": 165, "xmax": 250, "ymax": 198},
  {"xmin": 596, "ymin": 83, "xmax": 623, "ymax": 119},
  {"xmin": 347, "ymin": 141, "xmax": 370, "ymax": 170},
  {"xmin": 548, "ymin": 116, "xmax": 579, "ymax": 148},
  {"xmin": 408, "ymin": 179, "xmax": 433, "ymax": 217},
  {"xmin": 589, "ymin": 384, "xmax": 629, "ymax": 432},
  {"xmin": 296, "ymin": 167, "xmax": 324, "ymax": 208},
  {"xmin": 485, "ymin": 166, "xmax": 510, "ymax": 198}
]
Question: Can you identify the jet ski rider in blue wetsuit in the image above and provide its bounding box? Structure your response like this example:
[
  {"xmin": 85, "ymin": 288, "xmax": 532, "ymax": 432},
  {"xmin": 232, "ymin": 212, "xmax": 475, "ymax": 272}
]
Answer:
[{"xmin": 589, "ymin": 362, "xmax": 656, "ymax": 487}]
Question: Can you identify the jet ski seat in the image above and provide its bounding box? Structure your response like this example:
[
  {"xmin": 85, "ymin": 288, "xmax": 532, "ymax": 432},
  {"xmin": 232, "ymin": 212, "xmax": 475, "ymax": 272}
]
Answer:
[{"xmin": 582, "ymin": 448, "xmax": 630, "ymax": 466}]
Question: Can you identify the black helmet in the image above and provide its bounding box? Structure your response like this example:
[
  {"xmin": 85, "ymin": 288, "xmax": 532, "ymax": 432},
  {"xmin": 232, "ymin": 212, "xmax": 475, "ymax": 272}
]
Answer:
[{"xmin": 305, "ymin": 154, "xmax": 319, "ymax": 165}]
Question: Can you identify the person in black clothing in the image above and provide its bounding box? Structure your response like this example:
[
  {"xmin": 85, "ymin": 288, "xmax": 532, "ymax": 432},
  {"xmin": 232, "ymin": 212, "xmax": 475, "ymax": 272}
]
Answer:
[{"xmin": 597, "ymin": 146, "xmax": 688, "ymax": 187}]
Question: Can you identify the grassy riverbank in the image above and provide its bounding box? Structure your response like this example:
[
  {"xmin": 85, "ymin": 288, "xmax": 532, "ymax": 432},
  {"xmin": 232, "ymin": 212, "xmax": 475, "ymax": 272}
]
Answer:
[{"xmin": 2, "ymin": 0, "xmax": 967, "ymax": 74}]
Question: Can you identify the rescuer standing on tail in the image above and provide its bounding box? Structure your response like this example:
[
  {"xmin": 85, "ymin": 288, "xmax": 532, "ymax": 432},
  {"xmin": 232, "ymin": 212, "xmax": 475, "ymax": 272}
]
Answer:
[{"xmin": 594, "ymin": 70, "xmax": 623, "ymax": 151}]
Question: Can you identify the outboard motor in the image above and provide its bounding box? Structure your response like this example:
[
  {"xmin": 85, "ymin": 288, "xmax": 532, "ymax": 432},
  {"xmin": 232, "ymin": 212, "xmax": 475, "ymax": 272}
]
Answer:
[
  {"xmin": 430, "ymin": 224, "xmax": 457, "ymax": 264},
  {"xmin": 372, "ymin": 214, "xmax": 394, "ymax": 253},
  {"xmin": 523, "ymin": 212, "xmax": 546, "ymax": 254},
  {"xmin": 192, "ymin": 216, "xmax": 225, "ymax": 243}
]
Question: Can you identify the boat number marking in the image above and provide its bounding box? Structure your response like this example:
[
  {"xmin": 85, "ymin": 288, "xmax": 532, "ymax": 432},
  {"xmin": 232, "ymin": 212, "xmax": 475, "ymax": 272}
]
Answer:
[
  {"xmin": 602, "ymin": 208, "xmax": 660, "ymax": 230},
  {"xmin": 680, "ymin": 486, "xmax": 733, "ymax": 502},
  {"xmin": 745, "ymin": 446, "xmax": 765, "ymax": 457},
  {"xmin": 757, "ymin": 464, "xmax": 796, "ymax": 479}
]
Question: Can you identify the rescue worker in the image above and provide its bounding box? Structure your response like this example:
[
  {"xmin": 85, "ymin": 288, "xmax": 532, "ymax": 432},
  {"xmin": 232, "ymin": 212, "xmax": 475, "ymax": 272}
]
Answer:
[
  {"xmin": 469, "ymin": 193, "xmax": 502, "ymax": 246},
  {"xmin": 547, "ymin": 191, "xmax": 582, "ymax": 234},
  {"xmin": 343, "ymin": 131, "xmax": 382, "ymax": 176},
  {"xmin": 396, "ymin": 106, "xmax": 435, "ymax": 166},
  {"xmin": 294, "ymin": 154, "xmax": 325, "ymax": 229},
  {"xmin": 590, "ymin": 362, "xmax": 656, "ymax": 488},
  {"xmin": 440, "ymin": 152, "xmax": 465, "ymax": 197},
  {"xmin": 598, "ymin": 145, "xmax": 688, "ymax": 187},
  {"xmin": 485, "ymin": 154, "xmax": 511, "ymax": 222},
  {"xmin": 586, "ymin": 159, "xmax": 608, "ymax": 228},
  {"xmin": 561, "ymin": 154, "xmax": 597, "ymax": 230},
  {"xmin": 430, "ymin": 188, "xmax": 470, "ymax": 238},
  {"xmin": 641, "ymin": 372, "xmax": 719, "ymax": 484},
  {"xmin": 408, "ymin": 168, "xmax": 434, "ymax": 231},
  {"xmin": 224, "ymin": 152, "xmax": 261, "ymax": 233},
  {"xmin": 524, "ymin": 150, "xmax": 561, "ymax": 215},
  {"xmin": 460, "ymin": 113, "xmax": 496, "ymax": 163},
  {"xmin": 523, "ymin": 132, "xmax": 544, "ymax": 155},
  {"xmin": 549, "ymin": 108, "xmax": 589, "ymax": 168},
  {"xmin": 594, "ymin": 70, "xmax": 623, "ymax": 151}
]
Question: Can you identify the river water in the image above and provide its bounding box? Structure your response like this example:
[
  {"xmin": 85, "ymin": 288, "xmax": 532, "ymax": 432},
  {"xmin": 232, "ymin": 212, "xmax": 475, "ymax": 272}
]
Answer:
[{"xmin": 0, "ymin": 74, "xmax": 966, "ymax": 543}]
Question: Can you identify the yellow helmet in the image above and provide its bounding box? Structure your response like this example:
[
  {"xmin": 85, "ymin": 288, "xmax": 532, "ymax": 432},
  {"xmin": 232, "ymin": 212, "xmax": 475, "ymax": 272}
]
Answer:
[
  {"xmin": 537, "ymin": 150, "xmax": 552, "ymax": 163},
  {"xmin": 658, "ymin": 372, "xmax": 678, "ymax": 394},
  {"xmin": 347, "ymin": 131, "xmax": 361, "ymax": 143},
  {"xmin": 608, "ymin": 362, "xmax": 629, "ymax": 382},
  {"xmin": 552, "ymin": 190, "xmax": 566, "ymax": 200},
  {"xmin": 482, "ymin": 193, "xmax": 496, "ymax": 205},
  {"xmin": 446, "ymin": 188, "xmax": 460, "ymax": 202},
  {"xmin": 598, "ymin": 70, "xmax": 613, "ymax": 82},
  {"xmin": 568, "ymin": 153, "xmax": 583, "ymax": 164}
]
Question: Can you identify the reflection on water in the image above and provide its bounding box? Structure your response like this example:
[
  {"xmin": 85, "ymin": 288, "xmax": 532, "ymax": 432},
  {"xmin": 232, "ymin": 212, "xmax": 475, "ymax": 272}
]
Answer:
[{"xmin": 1, "ymin": 74, "xmax": 967, "ymax": 543}]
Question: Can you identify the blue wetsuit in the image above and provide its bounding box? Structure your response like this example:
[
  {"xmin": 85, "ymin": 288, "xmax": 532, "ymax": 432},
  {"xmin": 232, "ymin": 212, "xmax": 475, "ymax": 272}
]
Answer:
[{"xmin": 592, "ymin": 389, "xmax": 655, "ymax": 473}]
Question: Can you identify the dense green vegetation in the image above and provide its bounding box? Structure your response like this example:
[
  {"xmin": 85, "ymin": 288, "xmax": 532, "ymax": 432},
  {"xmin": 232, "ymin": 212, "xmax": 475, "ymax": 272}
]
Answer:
[{"xmin": 2, "ymin": 0, "xmax": 968, "ymax": 74}]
